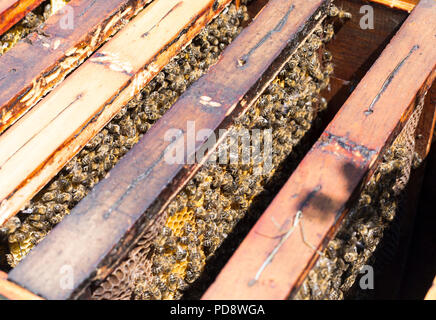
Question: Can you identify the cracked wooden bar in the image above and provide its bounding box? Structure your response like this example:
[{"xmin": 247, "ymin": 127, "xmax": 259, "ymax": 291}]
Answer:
[
  {"xmin": 0, "ymin": 0, "xmax": 233, "ymax": 226},
  {"xmin": 0, "ymin": 0, "xmax": 153, "ymax": 135},
  {"xmin": 7, "ymin": 0, "xmax": 330, "ymax": 300},
  {"xmin": 202, "ymin": 0, "xmax": 436, "ymax": 300},
  {"xmin": 0, "ymin": 0, "xmax": 45, "ymax": 36}
]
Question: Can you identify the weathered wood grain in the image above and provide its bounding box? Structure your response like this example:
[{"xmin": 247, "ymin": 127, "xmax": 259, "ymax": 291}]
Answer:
[
  {"xmin": 8, "ymin": 0, "xmax": 330, "ymax": 300},
  {"xmin": 0, "ymin": 0, "xmax": 152, "ymax": 135},
  {"xmin": 0, "ymin": 0, "xmax": 44, "ymax": 36},
  {"xmin": 0, "ymin": 277, "xmax": 43, "ymax": 300},
  {"xmin": 0, "ymin": 0, "xmax": 233, "ymax": 227},
  {"xmin": 202, "ymin": 0, "xmax": 436, "ymax": 300}
]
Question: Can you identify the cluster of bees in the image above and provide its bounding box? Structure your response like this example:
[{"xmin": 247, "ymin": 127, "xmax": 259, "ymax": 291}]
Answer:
[
  {"xmin": 294, "ymin": 127, "xmax": 417, "ymax": 300},
  {"xmin": 131, "ymin": 16, "xmax": 339, "ymax": 300},
  {"xmin": 0, "ymin": 0, "xmax": 347, "ymax": 301},
  {"xmin": 0, "ymin": 1, "xmax": 249, "ymax": 269},
  {"xmin": 0, "ymin": 0, "xmax": 69, "ymax": 56}
]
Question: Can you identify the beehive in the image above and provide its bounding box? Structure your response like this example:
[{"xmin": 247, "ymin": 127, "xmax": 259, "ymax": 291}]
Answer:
[
  {"xmin": 0, "ymin": 0, "xmax": 434, "ymax": 301},
  {"xmin": 2, "ymin": 1, "xmax": 250, "ymax": 268},
  {"xmin": 101, "ymin": 22, "xmax": 337, "ymax": 299},
  {"xmin": 0, "ymin": 0, "xmax": 69, "ymax": 56}
]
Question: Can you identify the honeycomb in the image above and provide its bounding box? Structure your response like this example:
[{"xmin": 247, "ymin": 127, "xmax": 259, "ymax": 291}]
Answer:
[
  {"xmin": 126, "ymin": 14, "xmax": 341, "ymax": 300},
  {"xmin": 293, "ymin": 94, "xmax": 425, "ymax": 300},
  {"xmin": 0, "ymin": 0, "xmax": 69, "ymax": 56},
  {"xmin": 0, "ymin": 1, "xmax": 250, "ymax": 269}
]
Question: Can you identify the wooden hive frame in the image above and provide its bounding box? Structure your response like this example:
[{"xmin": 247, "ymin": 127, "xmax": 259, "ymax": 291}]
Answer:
[
  {"xmin": 0, "ymin": 0, "xmax": 153, "ymax": 135},
  {"xmin": 0, "ymin": 0, "xmax": 235, "ymax": 225},
  {"xmin": 0, "ymin": 0, "xmax": 433, "ymax": 300},
  {"xmin": 0, "ymin": 0, "xmax": 45, "ymax": 36},
  {"xmin": 203, "ymin": 0, "xmax": 436, "ymax": 299}
]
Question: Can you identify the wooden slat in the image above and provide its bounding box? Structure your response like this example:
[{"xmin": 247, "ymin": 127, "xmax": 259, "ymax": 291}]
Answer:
[
  {"xmin": 0, "ymin": 0, "xmax": 44, "ymax": 36},
  {"xmin": 0, "ymin": 278, "xmax": 43, "ymax": 300},
  {"xmin": 0, "ymin": 0, "xmax": 233, "ymax": 227},
  {"xmin": 425, "ymin": 277, "xmax": 436, "ymax": 300},
  {"xmin": 370, "ymin": 0, "xmax": 419, "ymax": 12},
  {"xmin": 8, "ymin": 0, "xmax": 330, "ymax": 300},
  {"xmin": 202, "ymin": 0, "xmax": 436, "ymax": 300},
  {"xmin": 0, "ymin": 0, "xmax": 152, "ymax": 135},
  {"xmin": 415, "ymin": 82, "xmax": 436, "ymax": 159}
]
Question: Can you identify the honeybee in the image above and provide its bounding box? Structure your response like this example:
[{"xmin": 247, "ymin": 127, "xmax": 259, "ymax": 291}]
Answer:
[
  {"xmin": 151, "ymin": 262, "xmax": 163, "ymax": 275},
  {"xmin": 154, "ymin": 244, "xmax": 166, "ymax": 255},
  {"xmin": 174, "ymin": 245, "xmax": 187, "ymax": 261},
  {"xmin": 196, "ymin": 220, "xmax": 206, "ymax": 235},
  {"xmin": 57, "ymin": 192, "xmax": 72, "ymax": 204},
  {"xmin": 28, "ymin": 214, "xmax": 42, "ymax": 222},
  {"xmin": 179, "ymin": 235, "xmax": 190, "ymax": 245},
  {"xmin": 182, "ymin": 223, "xmax": 193, "ymax": 235},
  {"xmin": 161, "ymin": 226, "xmax": 173, "ymax": 237},
  {"xmin": 72, "ymin": 185, "xmax": 87, "ymax": 203},
  {"xmin": 8, "ymin": 231, "xmax": 26, "ymax": 243},
  {"xmin": 148, "ymin": 285, "xmax": 162, "ymax": 300},
  {"xmin": 166, "ymin": 201, "xmax": 178, "ymax": 216},
  {"xmin": 177, "ymin": 278, "xmax": 188, "ymax": 291},
  {"xmin": 153, "ymin": 256, "xmax": 172, "ymax": 274},
  {"xmin": 0, "ymin": 216, "xmax": 21, "ymax": 235},
  {"xmin": 164, "ymin": 237, "xmax": 177, "ymax": 251},
  {"xmin": 358, "ymin": 194, "xmax": 372, "ymax": 207},
  {"xmin": 324, "ymin": 25, "xmax": 335, "ymax": 42},
  {"xmin": 185, "ymin": 270, "xmax": 199, "ymax": 284},
  {"xmin": 41, "ymin": 190, "xmax": 58, "ymax": 203},
  {"xmin": 168, "ymin": 273, "xmax": 179, "ymax": 289}
]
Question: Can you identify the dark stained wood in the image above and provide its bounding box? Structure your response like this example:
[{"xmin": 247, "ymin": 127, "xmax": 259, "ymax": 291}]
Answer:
[
  {"xmin": 202, "ymin": 0, "xmax": 436, "ymax": 300},
  {"xmin": 323, "ymin": 0, "xmax": 408, "ymax": 125},
  {"xmin": 0, "ymin": 0, "xmax": 152, "ymax": 134},
  {"xmin": 8, "ymin": 0, "xmax": 330, "ymax": 300},
  {"xmin": 0, "ymin": 0, "xmax": 44, "ymax": 36},
  {"xmin": 415, "ymin": 83, "xmax": 436, "ymax": 159},
  {"xmin": 327, "ymin": 0, "xmax": 408, "ymax": 84}
]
